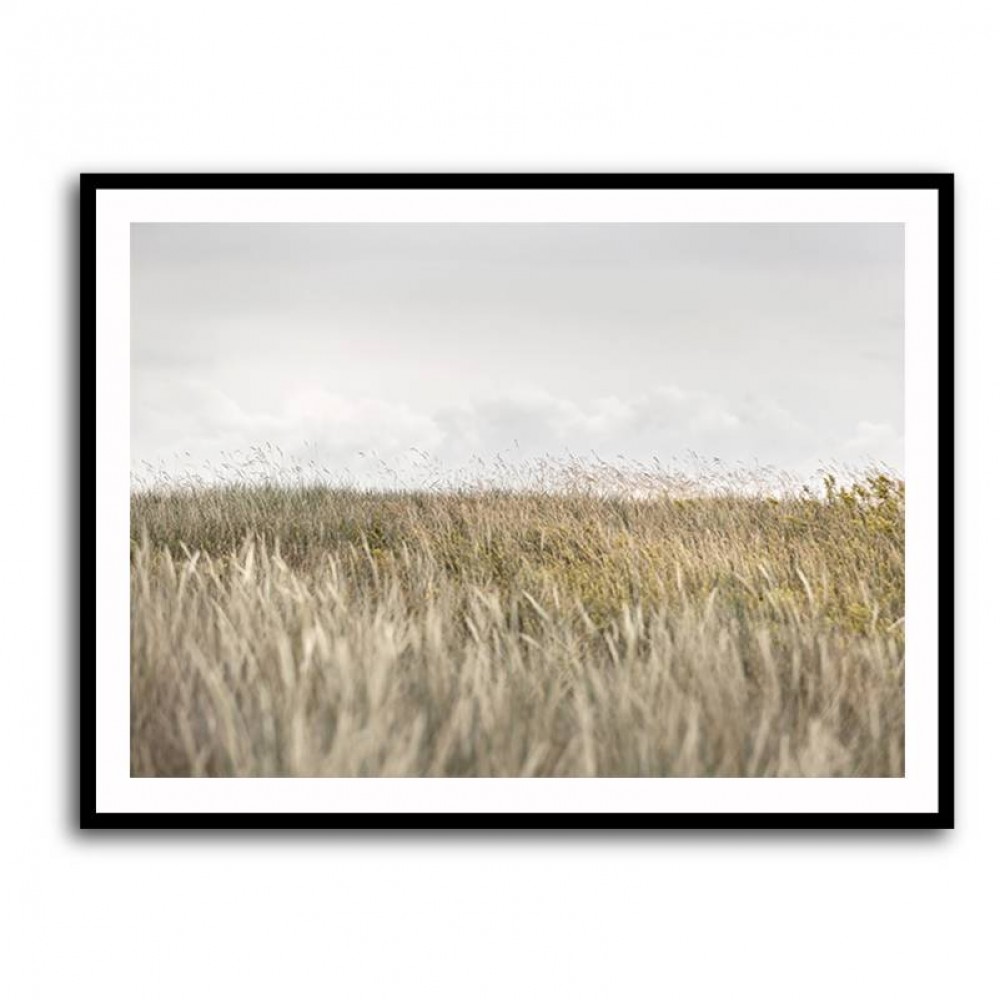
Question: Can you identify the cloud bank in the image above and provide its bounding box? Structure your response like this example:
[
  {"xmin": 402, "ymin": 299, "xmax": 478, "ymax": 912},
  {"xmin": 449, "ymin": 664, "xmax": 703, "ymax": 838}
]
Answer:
[{"xmin": 131, "ymin": 379, "xmax": 902, "ymax": 488}]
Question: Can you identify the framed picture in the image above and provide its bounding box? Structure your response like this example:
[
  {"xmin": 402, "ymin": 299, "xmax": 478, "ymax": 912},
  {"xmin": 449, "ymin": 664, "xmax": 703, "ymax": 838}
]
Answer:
[{"xmin": 84, "ymin": 173, "xmax": 954, "ymax": 829}]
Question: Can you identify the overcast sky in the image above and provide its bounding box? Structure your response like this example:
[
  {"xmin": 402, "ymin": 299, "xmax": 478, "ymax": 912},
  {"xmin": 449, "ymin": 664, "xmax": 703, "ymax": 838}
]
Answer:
[{"xmin": 131, "ymin": 223, "xmax": 903, "ymax": 487}]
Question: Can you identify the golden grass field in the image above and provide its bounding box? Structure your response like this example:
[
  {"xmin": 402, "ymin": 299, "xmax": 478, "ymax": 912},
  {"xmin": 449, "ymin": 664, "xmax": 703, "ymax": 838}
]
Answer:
[{"xmin": 130, "ymin": 468, "xmax": 904, "ymax": 777}]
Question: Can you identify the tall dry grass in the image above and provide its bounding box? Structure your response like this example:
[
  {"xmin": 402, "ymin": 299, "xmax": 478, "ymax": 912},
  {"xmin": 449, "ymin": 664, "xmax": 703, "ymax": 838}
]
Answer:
[{"xmin": 131, "ymin": 468, "xmax": 904, "ymax": 777}]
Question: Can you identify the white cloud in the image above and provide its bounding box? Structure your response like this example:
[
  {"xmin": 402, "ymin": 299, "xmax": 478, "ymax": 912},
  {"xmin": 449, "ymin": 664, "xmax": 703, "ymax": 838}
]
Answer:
[
  {"xmin": 131, "ymin": 380, "xmax": 902, "ymax": 488},
  {"xmin": 841, "ymin": 420, "xmax": 904, "ymax": 469}
]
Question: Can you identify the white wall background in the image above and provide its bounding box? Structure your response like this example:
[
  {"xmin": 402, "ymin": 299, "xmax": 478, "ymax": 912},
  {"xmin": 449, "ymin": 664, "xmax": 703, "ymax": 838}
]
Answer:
[{"xmin": 1, "ymin": 3, "xmax": 994, "ymax": 997}]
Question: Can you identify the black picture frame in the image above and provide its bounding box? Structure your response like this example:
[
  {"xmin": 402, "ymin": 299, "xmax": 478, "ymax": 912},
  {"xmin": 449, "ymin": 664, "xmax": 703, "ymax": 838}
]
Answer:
[{"xmin": 83, "ymin": 172, "xmax": 954, "ymax": 831}]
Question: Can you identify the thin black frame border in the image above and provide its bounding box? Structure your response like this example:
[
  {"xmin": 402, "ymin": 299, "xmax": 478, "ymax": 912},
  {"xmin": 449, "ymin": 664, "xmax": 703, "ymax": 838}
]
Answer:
[{"xmin": 82, "ymin": 172, "xmax": 955, "ymax": 831}]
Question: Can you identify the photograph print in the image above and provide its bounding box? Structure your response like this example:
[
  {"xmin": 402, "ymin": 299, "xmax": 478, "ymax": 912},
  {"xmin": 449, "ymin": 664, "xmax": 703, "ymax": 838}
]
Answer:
[{"xmin": 86, "ymin": 175, "xmax": 953, "ymax": 828}]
